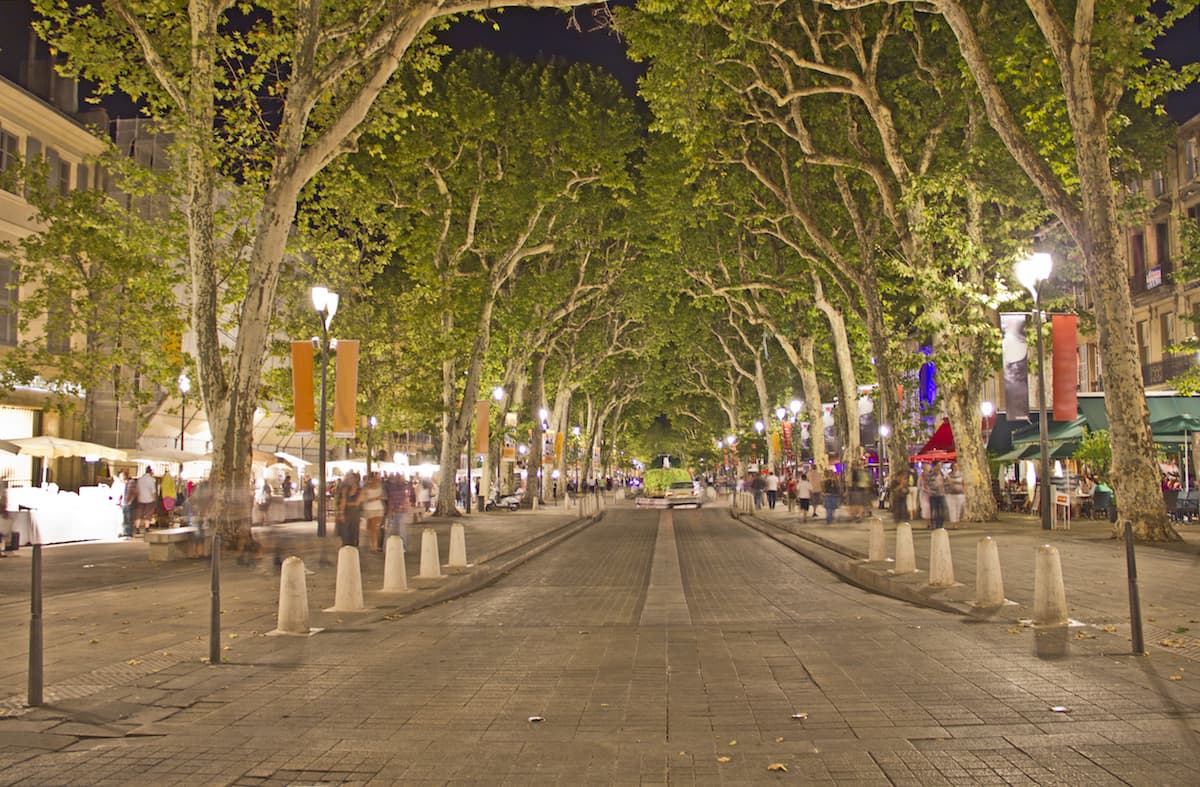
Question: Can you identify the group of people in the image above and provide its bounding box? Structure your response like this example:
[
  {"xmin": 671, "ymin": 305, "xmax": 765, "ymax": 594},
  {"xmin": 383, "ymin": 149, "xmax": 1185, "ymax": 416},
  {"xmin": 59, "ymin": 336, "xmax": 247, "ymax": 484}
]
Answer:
[
  {"xmin": 114, "ymin": 466, "xmax": 205, "ymax": 538},
  {"xmin": 742, "ymin": 461, "xmax": 878, "ymax": 525},
  {"xmin": 333, "ymin": 471, "xmax": 417, "ymax": 552}
]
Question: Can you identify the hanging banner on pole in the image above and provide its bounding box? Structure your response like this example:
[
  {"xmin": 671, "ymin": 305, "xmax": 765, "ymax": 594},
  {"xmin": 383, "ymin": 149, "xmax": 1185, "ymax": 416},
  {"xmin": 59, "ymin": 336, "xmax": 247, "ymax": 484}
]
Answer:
[
  {"xmin": 1000, "ymin": 313, "xmax": 1029, "ymax": 420},
  {"xmin": 1051, "ymin": 315, "xmax": 1078, "ymax": 422},
  {"xmin": 291, "ymin": 341, "xmax": 315, "ymax": 436},
  {"xmin": 474, "ymin": 400, "xmax": 490, "ymax": 456},
  {"xmin": 332, "ymin": 340, "xmax": 359, "ymax": 437}
]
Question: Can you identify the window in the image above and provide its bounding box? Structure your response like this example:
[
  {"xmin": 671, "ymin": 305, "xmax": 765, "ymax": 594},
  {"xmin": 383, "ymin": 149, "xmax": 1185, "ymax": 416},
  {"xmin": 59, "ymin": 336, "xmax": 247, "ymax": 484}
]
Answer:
[
  {"xmin": 1151, "ymin": 169, "xmax": 1166, "ymax": 197},
  {"xmin": 0, "ymin": 259, "xmax": 18, "ymax": 346},
  {"xmin": 1155, "ymin": 221, "xmax": 1170, "ymax": 273},
  {"xmin": 44, "ymin": 148, "xmax": 70, "ymax": 195},
  {"xmin": 1131, "ymin": 231, "xmax": 1145, "ymax": 276},
  {"xmin": 1161, "ymin": 312, "xmax": 1176, "ymax": 355},
  {"xmin": 23, "ymin": 137, "xmax": 41, "ymax": 199},
  {"xmin": 1137, "ymin": 320, "xmax": 1150, "ymax": 368},
  {"xmin": 75, "ymin": 162, "xmax": 89, "ymax": 191},
  {"xmin": 1187, "ymin": 136, "xmax": 1199, "ymax": 181},
  {"xmin": 45, "ymin": 293, "xmax": 71, "ymax": 354},
  {"xmin": 0, "ymin": 130, "xmax": 18, "ymax": 188}
]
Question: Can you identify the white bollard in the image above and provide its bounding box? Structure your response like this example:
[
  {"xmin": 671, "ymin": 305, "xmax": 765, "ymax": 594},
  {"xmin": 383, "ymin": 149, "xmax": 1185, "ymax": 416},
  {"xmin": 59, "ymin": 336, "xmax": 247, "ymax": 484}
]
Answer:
[
  {"xmin": 928, "ymin": 528, "xmax": 955, "ymax": 587},
  {"xmin": 269, "ymin": 556, "xmax": 316, "ymax": 636},
  {"xmin": 325, "ymin": 545, "xmax": 366, "ymax": 612},
  {"xmin": 381, "ymin": 535, "xmax": 409, "ymax": 592},
  {"xmin": 893, "ymin": 522, "xmax": 916, "ymax": 574},
  {"xmin": 1033, "ymin": 544, "xmax": 1068, "ymax": 626},
  {"xmin": 448, "ymin": 522, "xmax": 468, "ymax": 568},
  {"xmin": 418, "ymin": 527, "xmax": 442, "ymax": 579},
  {"xmin": 868, "ymin": 517, "xmax": 887, "ymax": 562},
  {"xmin": 975, "ymin": 537, "xmax": 1005, "ymax": 607}
]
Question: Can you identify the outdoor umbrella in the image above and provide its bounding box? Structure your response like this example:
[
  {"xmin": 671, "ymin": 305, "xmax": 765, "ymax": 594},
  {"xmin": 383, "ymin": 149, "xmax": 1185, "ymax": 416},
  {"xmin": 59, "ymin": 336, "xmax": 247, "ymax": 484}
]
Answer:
[
  {"xmin": 8, "ymin": 436, "xmax": 127, "ymax": 461},
  {"xmin": 129, "ymin": 447, "xmax": 210, "ymax": 464},
  {"xmin": 1150, "ymin": 413, "xmax": 1200, "ymax": 489},
  {"xmin": 7, "ymin": 436, "xmax": 128, "ymax": 484}
]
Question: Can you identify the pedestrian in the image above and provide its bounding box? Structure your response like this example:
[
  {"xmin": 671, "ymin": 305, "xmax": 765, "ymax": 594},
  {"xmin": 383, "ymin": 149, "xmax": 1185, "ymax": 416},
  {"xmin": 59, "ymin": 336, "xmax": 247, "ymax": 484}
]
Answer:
[
  {"xmin": 338, "ymin": 470, "xmax": 362, "ymax": 547},
  {"xmin": 765, "ymin": 469, "xmax": 780, "ymax": 510},
  {"xmin": 384, "ymin": 473, "xmax": 411, "ymax": 551},
  {"xmin": 945, "ymin": 462, "xmax": 965, "ymax": 528},
  {"xmin": 135, "ymin": 466, "xmax": 157, "ymax": 535},
  {"xmin": 362, "ymin": 472, "xmax": 385, "ymax": 552},
  {"xmin": 751, "ymin": 472, "xmax": 766, "ymax": 509},
  {"xmin": 922, "ymin": 464, "xmax": 947, "ymax": 529},
  {"xmin": 822, "ymin": 468, "xmax": 841, "ymax": 524},
  {"xmin": 114, "ymin": 470, "xmax": 134, "ymax": 538},
  {"xmin": 785, "ymin": 473, "xmax": 797, "ymax": 512},
  {"xmin": 797, "ymin": 472, "xmax": 813, "ymax": 518},
  {"xmin": 302, "ymin": 477, "xmax": 315, "ymax": 521},
  {"xmin": 889, "ymin": 470, "xmax": 909, "ymax": 524}
]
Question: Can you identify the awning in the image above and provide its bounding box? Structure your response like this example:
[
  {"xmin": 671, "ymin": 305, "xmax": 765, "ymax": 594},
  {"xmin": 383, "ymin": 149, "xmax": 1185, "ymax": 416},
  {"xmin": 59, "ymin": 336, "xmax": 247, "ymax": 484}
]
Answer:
[
  {"xmin": 995, "ymin": 444, "xmax": 1038, "ymax": 463},
  {"xmin": 1078, "ymin": 393, "xmax": 1200, "ymax": 439},
  {"xmin": 1011, "ymin": 416, "xmax": 1088, "ymax": 448}
]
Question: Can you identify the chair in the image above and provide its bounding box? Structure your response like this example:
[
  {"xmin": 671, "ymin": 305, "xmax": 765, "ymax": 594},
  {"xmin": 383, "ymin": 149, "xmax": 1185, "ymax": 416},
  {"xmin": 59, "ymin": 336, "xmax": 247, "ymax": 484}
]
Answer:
[{"xmin": 1092, "ymin": 490, "xmax": 1113, "ymax": 520}]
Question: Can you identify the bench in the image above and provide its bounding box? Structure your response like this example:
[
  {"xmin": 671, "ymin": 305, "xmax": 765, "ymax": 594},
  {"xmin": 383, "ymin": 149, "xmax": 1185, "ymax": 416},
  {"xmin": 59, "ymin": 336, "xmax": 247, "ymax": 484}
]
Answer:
[{"xmin": 146, "ymin": 526, "xmax": 199, "ymax": 561}]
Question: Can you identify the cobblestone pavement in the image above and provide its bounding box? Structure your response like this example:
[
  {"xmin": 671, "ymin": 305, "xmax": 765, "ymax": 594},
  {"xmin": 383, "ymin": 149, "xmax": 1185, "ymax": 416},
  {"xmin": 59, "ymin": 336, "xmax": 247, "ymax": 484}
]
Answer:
[{"xmin": 1, "ymin": 502, "xmax": 1198, "ymax": 785}]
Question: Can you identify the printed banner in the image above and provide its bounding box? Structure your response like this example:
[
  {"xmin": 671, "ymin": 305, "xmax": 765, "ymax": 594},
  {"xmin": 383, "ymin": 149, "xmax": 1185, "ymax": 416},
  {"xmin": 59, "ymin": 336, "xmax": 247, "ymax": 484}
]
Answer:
[
  {"xmin": 332, "ymin": 340, "xmax": 359, "ymax": 437},
  {"xmin": 781, "ymin": 422, "xmax": 793, "ymax": 454},
  {"xmin": 1052, "ymin": 315, "xmax": 1078, "ymax": 422},
  {"xmin": 1000, "ymin": 313, "xmax": 1029, "ymax": 420},
  {"xmin": 474, "ymin": 400, "xmax": 490, "ymax": 456},
  {"xmin": 290, "ymin": 340, "xmax": 315, "ymax": 436}
]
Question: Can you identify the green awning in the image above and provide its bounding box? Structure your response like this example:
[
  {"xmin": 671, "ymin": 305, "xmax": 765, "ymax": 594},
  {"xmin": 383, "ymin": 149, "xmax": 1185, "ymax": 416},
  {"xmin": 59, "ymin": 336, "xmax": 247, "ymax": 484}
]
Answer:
[
  {"xmin": 1011, "ymin": 416, "xmax": 1088, "ymax": 448},
  {"xmin": 993, "ymin": 444, "xmax": 1038, "ymax": 462},
  {"xmin": 1077, "ymin": 394, "xmax": 1200, "ymax": 436}
]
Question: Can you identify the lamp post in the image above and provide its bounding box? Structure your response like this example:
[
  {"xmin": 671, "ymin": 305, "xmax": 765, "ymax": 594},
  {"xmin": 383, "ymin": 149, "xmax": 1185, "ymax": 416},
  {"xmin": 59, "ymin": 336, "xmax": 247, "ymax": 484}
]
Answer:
[
  {"xmin": 178, "ymin": 371, "xmax": 191, "ymax": 476},
  {"xmin": 366, "ymin": 415, "xmax": 377, "ymax": 475},
  {"xmin": 311, "ymin": 286, "xmax": 339, "ymax": 539},
  {"xmin": 1015, "ymin": 252, "xmax": 1054, "ymax": 531}
]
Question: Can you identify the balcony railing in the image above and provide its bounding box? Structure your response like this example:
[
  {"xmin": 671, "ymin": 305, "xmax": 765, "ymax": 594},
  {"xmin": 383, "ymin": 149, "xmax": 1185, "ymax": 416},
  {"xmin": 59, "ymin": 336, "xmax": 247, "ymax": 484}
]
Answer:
[{"xmin": 1142, "ymin": 353, "xmax": 1197, "ymax": 386}]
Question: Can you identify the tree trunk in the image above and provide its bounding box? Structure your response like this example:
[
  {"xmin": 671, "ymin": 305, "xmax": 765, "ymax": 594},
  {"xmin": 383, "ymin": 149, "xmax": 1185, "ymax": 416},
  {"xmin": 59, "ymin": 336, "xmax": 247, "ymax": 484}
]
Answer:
[
  {"xmin": 798, "ymin": 335, "xmax": 828, "ymax": 477},
  {"xmin": 813, "ymin": 276, "xmax": 859, "ymax": 462}
]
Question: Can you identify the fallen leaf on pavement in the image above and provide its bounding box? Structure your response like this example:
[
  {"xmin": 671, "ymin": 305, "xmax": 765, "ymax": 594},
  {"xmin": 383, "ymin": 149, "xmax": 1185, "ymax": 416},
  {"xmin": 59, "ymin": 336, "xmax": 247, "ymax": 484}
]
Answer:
[
  {"xmin": 1159, "ymin": 639, "xmax": 1187, "ymax": 648},
  {"xmin": 1074, "ymin": 632, "xmax": 1096, "ymax": 640},
  {"xmin": 1102, "ymin": 625, "xmax": 1117, "ymax": 632},
  {"xmin": 767, "ymin": 763, "xmax": 788, "ymax": 772},
  {"xmin": 791, "ymin": 712, "xmax": 808, "ymax": 720},
  {"xmin": 528, "ymin": 716, "xmax": 544, "ymax": 723},
  {"xmin": 1050, "ymin": 706, "xmax": 1070, "ymax": 713},
  {"xmin": 728, "ymin": 740, "xmax": 737, "ymax": 746},
  {"xmin": 1169, "ymin": 675, "xmax": 1183, "ymax": 681},
  {"xmin": 228, "ymin": 633, "xmax": 239, "ymax": 639},
  {"xmin": 89, "ymin": 639, "xmax": 99, "ymax": 645},
  {"xmin": 775, "ymin": 737, "xmax": 785, "ymax": 743},
  {"xmin": 1007, "ymin": 627, "xmax": 1023, "ymax": 634},
  {"xmin": 717, "ymin": 756, "xmax": 731, "ymax": 763},
  {"xmin": 127, "ymin": 659, "xmax": 142, "ymax": 666}
]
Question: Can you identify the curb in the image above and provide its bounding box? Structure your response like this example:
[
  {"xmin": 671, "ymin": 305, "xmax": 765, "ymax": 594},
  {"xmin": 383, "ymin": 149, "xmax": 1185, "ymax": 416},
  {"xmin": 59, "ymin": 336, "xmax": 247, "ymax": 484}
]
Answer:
[{"xmin": 731, "ymin": 509, "xmax": 986, "ymax": 618}]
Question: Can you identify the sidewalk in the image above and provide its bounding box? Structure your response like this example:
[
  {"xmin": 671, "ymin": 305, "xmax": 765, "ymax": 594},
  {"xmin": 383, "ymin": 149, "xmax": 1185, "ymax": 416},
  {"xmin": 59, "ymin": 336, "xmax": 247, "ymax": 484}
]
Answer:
[
  {"xmin": 0, "ymin": 502, "xmax": 598, "ymax": 716},
  {"xmin": 736, "ymin": 503, "xmax": 1200, "ymax": 663}
]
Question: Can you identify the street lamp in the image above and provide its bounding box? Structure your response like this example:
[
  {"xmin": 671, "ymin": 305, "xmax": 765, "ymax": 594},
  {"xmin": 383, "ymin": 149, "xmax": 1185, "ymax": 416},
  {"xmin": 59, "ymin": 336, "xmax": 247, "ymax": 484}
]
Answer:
[
  {"xmin": 366, "ymin": 415, "xmax": 377, "ymax": 475},
  {"xmin": 178, "ymin": 372, "xmax": 190, "ymax": 452},
  {"xmin": 311, "ymin": 286, "xmax": 339, "ymax": 539},
  {"xmin": 1015, "ymin": 252, "xmax": 1053, "ymax": 531}
]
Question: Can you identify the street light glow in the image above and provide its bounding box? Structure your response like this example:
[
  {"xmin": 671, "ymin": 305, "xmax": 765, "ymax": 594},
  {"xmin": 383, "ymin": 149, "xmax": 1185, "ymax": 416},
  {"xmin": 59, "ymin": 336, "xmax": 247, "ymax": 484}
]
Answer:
[
  {"xmin": 492, "ymin": 386, "xmax": 505, "ymax": 401},
  {"xmin": 726, "ymin": 435, "xmax": 736, "ymax": 446},
  {"xmin": 754, "ymin": 420, "xmax": 764, "ymax": 433},
  {"xmin": 775, "ymin": 407, "xmax": 786, "ymax": 420},
  {"xmin": 980, "ymin": 401, "xmax": 995, "ymax": 418},
  {"xmin": 879, "ymin": 424, "xmax": 892, "ymax": 438},
  {"xmin": 1015, "ymin": 252, "xmax": 1053, "ymax": 298},
  {"xmin": 789, "ymin": 399, "xmax": 803, "ymax": 415},
  {"xmin": 178, "ymin": 371, "xmax": 190, "ymax": 395}
]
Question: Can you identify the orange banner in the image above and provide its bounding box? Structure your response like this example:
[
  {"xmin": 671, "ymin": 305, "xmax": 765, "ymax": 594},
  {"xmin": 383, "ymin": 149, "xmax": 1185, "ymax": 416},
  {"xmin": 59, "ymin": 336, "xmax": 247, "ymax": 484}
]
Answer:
[
  {"xmin": 333, "ymin": 340, "xmax": 359, "ymax": 438},
  {"xmin": 555, "ymin": 430, "xmax": 564, "ymax": 459},
  {"xmin": 475, "ymin": 400, "xmax": 490, "ymax": 456},
  {"xmin": 291, "ymin": 341, "xmax": 315, "ymax": 436},
  {"xmin": 1051, "ymin": 315, "xmax": 1078, "ymax": 422}
]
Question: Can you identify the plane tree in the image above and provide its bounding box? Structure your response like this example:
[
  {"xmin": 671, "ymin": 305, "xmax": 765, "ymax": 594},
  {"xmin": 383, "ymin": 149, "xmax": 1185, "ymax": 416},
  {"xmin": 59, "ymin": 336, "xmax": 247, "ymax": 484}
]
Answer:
[{"xmin": 33, "ymin": 0, "xmax": 614, "ymax": 546}]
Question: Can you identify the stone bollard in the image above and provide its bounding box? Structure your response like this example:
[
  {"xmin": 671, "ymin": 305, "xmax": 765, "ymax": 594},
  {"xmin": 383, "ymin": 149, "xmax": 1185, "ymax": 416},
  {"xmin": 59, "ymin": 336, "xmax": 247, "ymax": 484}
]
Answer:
[
  {"xmin": 418, "ymin": 527, "xmax": 442, "ymax": 579},
  {"xmin": 325, "ymin": 545, "xmax": 366, "ymax": 612},
  {"xmin": 928, "ymin": 529, "xmax": 955, "ymax": 587},
  {"xmin": 1033, "ymin": 544, "xmax": 1068, "ymax": 626},
  {"xmin": 893, "ymin": 522, "xmax": 916, "ymax": 574},
  {"xmin": 269, "ymin": 556, "xmax": 317, "ymax": 636},
  {"xmin": 381, "ymin": 535, "xmax": 409, "ymax": 592},
  {"xmin": 868, "ymin": 517, "xmax": 887, "ymax": 562},
  {"xmin": 448, "ymin": 523, "xmax": 468, "ymax": 569},
  {"xmin": 975, "ymin": 537, "xmax": 1005, "ymax": 608}
]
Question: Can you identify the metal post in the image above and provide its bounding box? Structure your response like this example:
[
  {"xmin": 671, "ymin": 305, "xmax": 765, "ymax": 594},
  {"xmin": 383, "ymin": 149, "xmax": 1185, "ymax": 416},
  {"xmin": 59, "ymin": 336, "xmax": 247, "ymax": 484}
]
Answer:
[
  {"xmin": 1123, "ymin": 521, "xmax": 1145, "ymax": 655},
  {"xmin": 1034, "ymin": 306, "xmax": 1052, "ymax": 531},
  {"xmin": 466, "ymin": 418, "xmax": 471, "ymax": 515},
  {"xmin": 209, "ymin": 533, "xmax": 221, "ymax": 665},
  {"xmin": 27, "ymin": 541, "xmax": 42, "ymax": 706},
  {"xmin": 317, "ymin": 325, "xmax": 328, "ymax": 538}
]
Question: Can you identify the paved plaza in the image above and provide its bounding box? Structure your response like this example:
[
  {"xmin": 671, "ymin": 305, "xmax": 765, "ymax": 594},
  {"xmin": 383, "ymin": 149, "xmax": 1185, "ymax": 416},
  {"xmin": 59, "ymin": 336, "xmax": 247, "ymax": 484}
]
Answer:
[{"xmin": 0, "ymin": 498, "xmax": 1197, "ymax": 785}]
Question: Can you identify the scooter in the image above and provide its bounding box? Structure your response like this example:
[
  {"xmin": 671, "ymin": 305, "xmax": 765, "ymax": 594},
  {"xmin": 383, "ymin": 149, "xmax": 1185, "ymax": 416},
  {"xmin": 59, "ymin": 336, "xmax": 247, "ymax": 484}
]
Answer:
[{"xmin": 485, "ymin": 489, "xmax": 522, "ymax": 511}]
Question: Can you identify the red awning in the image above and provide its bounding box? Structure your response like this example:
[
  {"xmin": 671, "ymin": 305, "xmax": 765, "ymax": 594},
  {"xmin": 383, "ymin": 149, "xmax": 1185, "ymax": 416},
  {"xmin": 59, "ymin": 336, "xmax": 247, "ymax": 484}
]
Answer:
[{"xmin": 909, "ymin": 419, "xmax": 956, "ymax": 463}]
